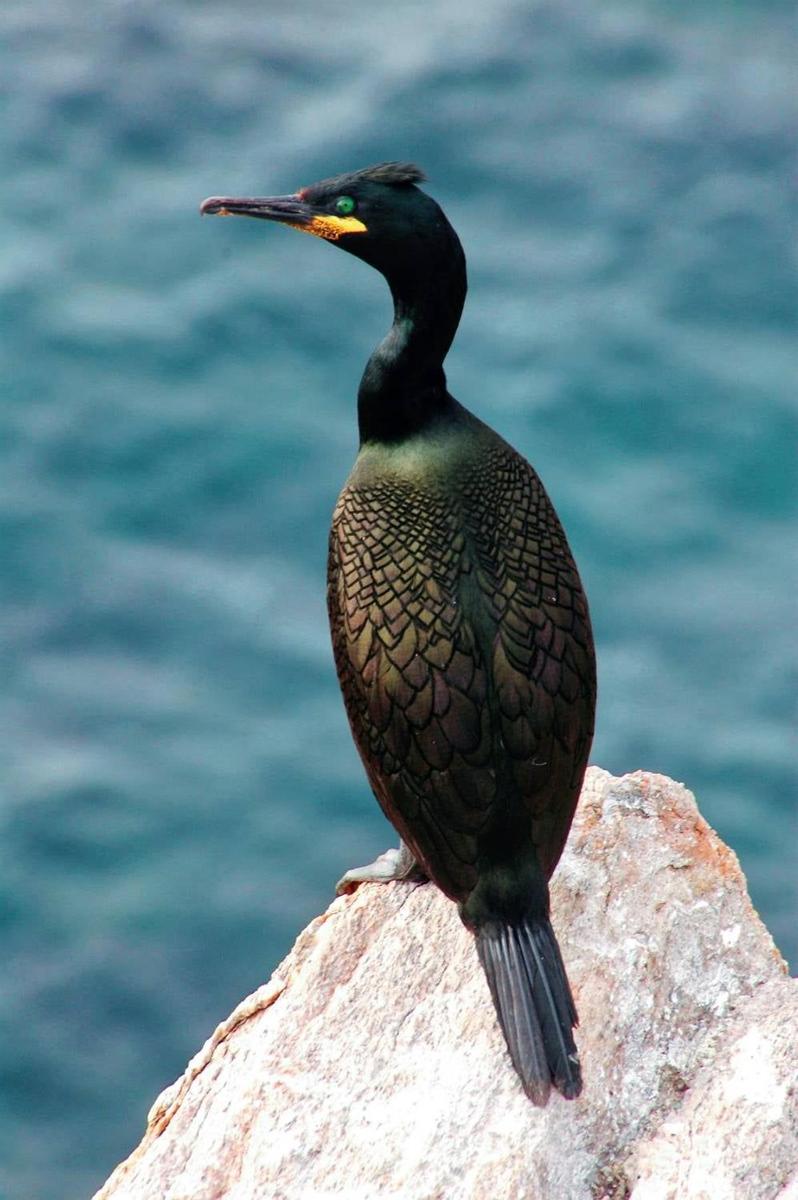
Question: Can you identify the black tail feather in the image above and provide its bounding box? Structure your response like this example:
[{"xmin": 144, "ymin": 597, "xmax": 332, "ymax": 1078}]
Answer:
[{"xmin": 475, "ymin": 918, "xmax": 581, "ymax": 1104}]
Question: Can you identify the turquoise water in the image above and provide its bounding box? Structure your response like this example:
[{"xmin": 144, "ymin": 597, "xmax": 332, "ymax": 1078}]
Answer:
[{"xmin": 1, "ymin": 2, "xmax": 795, "ymax": 1196}]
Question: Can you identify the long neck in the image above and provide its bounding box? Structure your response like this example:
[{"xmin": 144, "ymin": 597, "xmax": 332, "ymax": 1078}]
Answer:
[{"xmin": 357, "ymin": 247, "xmax": 467, "ymax": 444}]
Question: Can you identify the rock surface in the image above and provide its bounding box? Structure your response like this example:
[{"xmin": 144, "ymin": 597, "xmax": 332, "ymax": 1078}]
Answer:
[{"xmin": 94, "ymin": 769, "xmax": 794, "ymax": 1200}]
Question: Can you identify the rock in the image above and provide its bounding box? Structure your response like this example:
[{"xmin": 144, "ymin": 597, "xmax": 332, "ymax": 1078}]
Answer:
[
  {"xmin": 94, "ymin": 769, "xmax": 794, "ymax": 1200},
  {"xmin": 629, "ymin": 977, "xmax": 798, "ymax": 1200}
]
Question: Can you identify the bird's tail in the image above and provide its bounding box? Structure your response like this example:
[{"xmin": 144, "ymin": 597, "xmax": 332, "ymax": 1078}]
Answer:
[{"xmin": 475, "ymin": 917, "xmax": 581, "ymax": 1104}]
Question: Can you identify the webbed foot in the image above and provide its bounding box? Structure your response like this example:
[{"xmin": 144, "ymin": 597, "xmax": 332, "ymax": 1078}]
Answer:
[{"xmin": 335, "ymin": 841, "xmax": 427, "ymax": 895}]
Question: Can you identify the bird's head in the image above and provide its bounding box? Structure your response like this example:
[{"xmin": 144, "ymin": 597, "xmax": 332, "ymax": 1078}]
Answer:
[{"xmin": 200, "ymin": 161, "xmax": 464, "ymax": 289}]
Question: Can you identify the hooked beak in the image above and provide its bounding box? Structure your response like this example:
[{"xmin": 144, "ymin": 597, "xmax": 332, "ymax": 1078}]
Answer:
[
  {"xmin": 199, "ymin": 192, "xmax": 367, "ymax": 241},
  {"xmin": 200, "ymin": 193, "xmax": 311, "ymax": 224}
]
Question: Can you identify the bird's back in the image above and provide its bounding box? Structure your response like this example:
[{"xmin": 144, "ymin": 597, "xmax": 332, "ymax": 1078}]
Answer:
[{"xmin": 327, "ymin": 402, "xmax": 595, "ymax": 919}]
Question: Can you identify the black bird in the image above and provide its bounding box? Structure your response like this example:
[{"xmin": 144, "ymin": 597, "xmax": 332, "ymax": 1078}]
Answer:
[{"xmin": 201, "ymin": 163, "xmax": 596, "ymax": 1104}]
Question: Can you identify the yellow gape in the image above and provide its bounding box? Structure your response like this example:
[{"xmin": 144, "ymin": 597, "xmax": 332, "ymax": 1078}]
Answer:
[{"xmin": 290, "ymin": 214, "xmax": 368, "ymax": 241}]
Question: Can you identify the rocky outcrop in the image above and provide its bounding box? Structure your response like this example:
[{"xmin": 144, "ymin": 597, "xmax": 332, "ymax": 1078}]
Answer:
[{"xmin": 94, "ymin": 769, "xmax": 795, "ymax": 1200}]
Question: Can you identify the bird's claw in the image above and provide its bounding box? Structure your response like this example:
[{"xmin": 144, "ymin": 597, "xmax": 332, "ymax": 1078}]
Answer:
[{"xmin": 335, "ymin": 843, "xmax": 425, "ymax": 895}]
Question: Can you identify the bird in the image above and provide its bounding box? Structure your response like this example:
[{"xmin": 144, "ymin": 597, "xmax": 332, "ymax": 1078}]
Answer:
[{"xmin": 201, "ymin": 162, "xmax": 596, "ymax": 1104}]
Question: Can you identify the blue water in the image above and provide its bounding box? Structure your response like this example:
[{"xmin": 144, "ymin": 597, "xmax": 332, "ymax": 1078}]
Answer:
[{"xmin": 1, "ymin": 2, "xmax": 795, "ymax": 1196}]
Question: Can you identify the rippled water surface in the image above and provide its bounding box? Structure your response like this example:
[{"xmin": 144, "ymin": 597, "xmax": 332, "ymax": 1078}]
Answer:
[{"xmin": 1, "ymin": 1, "xmax": 795, "ymax": 1195}]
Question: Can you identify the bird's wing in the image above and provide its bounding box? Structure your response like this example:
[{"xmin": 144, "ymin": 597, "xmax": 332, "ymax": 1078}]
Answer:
[
  {"xmin": 328, "ymin": 479, "xmax": 495, "ymax": 902},
  {"xmin": 328, "ymin": 443, "xmax": 595, "ymax": 899},
  {"xmin": 463, "ymin": 440, "xmax": 596, "ymax": 877}
]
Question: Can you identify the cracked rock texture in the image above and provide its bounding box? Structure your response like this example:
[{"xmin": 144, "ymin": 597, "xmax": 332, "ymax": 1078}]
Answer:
[{"xmin": 94, "ymin": 769, "xmax": 795, "ymax": 1200}]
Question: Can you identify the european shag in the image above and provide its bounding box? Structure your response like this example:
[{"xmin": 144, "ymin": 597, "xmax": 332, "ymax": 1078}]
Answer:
[{"xmin": 201, "ymin": 163, "xmax": 596, "ymax": 1104}]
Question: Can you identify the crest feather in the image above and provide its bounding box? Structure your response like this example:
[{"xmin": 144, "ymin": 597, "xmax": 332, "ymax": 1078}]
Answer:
[
  {"xmin": 350, "ymin": 162, "xmax": 426, "ymax": 186},
  {"xmin": 307, "ymin": 162, "xmax": 426, "ymax": 196}
]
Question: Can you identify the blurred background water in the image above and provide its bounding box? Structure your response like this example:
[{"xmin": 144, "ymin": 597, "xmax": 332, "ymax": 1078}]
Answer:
[{"xmin": 1, "ymin": 0, "xmax": 795, "ymax": 1195}]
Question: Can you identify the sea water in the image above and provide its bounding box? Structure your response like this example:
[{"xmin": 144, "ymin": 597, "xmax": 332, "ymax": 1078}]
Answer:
[{"xmin": 1, "ymin": 2, "xmax": 795, "ymax": 1195}]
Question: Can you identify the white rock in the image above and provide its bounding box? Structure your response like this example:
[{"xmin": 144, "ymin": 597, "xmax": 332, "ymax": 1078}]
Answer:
[{"xmin": 94, "ymin": 768, "xmax": 793, "ymax": 1200}]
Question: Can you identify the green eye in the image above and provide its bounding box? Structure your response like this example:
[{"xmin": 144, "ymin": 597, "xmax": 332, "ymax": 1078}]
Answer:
[{"xmin": 335, "ymin": 195, "xmax": 357, "ymax": 216}]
